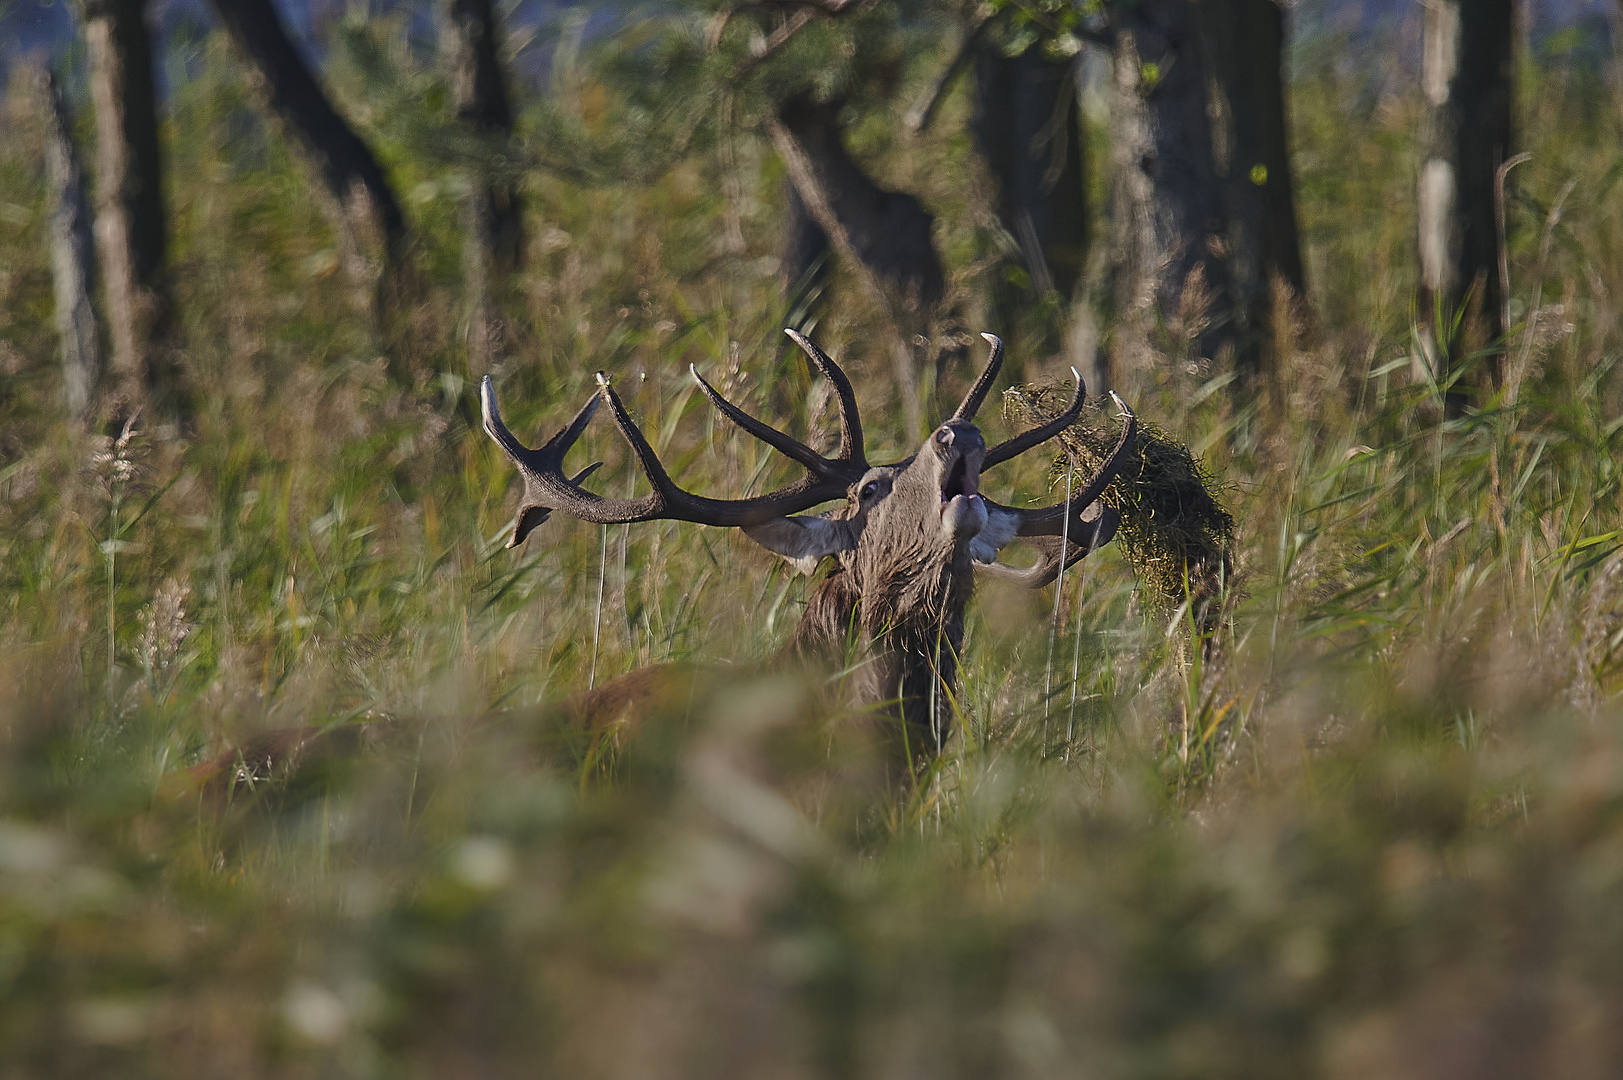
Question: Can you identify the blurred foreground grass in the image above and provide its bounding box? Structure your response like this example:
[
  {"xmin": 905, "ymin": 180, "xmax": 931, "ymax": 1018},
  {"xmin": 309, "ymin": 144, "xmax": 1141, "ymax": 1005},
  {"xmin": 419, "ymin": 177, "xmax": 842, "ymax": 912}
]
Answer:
[{"xmin": 2, "ymin": 14, "xmax": 1623, "ymax": 1078}]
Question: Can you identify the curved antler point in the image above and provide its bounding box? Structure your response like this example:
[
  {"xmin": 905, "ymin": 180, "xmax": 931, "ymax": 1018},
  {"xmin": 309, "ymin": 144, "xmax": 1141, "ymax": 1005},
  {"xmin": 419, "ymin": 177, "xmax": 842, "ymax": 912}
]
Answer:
[
  {"xmin": 688, "ymin": 364, "xmax": 719, "ymax": 394},
  {"xmin": 479, "ymin": 375, "xmax": 502, "ymax": 430},
  {"xmin": 981, "ymin": 332, "xmax": 1001, "ymax": 347}
]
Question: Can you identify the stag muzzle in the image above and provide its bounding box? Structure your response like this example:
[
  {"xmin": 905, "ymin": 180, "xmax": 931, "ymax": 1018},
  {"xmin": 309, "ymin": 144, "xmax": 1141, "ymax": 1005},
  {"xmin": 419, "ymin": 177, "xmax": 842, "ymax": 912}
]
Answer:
[{"xmin": 933, "ymin": 421, "xmax": 989, "ymax": 539}]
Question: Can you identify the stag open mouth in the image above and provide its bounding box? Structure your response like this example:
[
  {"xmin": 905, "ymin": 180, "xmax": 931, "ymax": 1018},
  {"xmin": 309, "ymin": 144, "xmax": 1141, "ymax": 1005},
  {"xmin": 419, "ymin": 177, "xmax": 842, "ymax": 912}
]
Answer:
[
  {"xmin": 939, "ymin": 454, "xmax": 988, "ymax": 537},
  {"xmin": 940, "ymin": 456, "xmax": 979, "ymax": 503}
]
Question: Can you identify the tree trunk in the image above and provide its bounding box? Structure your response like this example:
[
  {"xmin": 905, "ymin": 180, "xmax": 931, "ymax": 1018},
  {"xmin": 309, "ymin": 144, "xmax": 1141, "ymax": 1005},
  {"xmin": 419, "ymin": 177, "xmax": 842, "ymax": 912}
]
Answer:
[
  {"xmin": 1417, "ymin": 0, "xmax": 1514, "ymax": 416},
  {"xmin": 204, "ymin": 0, "xmax": 408, "ymax": 305},
  {"xmin": 775, "ymin": 95, "xmax": 945, "ymax": 312},
  {"xmin": 442, "ymin": 0, "xmax": 521, "ymax": 376},
  {"xmin": 39, "ymin": 65, "xmax": 101, "ymax": 423},
  {"xmin": 972, "ymin": 35, "xmax": 1087, "ymax": 352},
  {"xmin": 1203, "ymin": 0, "xmax": 1307, "ymax": 388},
  {"xmin": 82, "ymin": 0, "xmax": 175, "ymax": 418},
  {"xmin": 443, "ymin": 0, "xmax": 520, "ymax": 267},
  {"xmin": 1104, "ymin": 0, "xmax": 1232, "ymax": 382},
  {"xmin": 771, "ymin": 94, "xmax": 945, "ymax": 437}
]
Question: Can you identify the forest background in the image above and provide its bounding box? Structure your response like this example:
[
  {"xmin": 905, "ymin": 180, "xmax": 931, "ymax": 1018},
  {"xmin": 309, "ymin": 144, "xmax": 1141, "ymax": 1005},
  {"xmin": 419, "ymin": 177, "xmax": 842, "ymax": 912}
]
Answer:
[{"xmin": 3, "ymin": 0, "xmax": 1623, "ymax": 1076}]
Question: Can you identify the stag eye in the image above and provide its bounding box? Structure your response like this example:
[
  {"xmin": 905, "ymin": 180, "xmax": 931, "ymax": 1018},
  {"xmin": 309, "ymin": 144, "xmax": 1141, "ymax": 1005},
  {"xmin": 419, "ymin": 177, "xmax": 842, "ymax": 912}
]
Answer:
[
  {"xmin": 936, "ymin": 429, "xmax": 951, "ymax": 445},
  {"xmin": 861, "ymin": 481, "xmax": 880, "ymax": 499}
]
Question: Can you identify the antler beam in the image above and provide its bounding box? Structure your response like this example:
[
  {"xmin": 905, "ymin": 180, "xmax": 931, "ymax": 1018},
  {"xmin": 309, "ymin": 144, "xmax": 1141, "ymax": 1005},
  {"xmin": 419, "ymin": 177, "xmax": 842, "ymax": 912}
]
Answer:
[{"xmin": 481, "ymin": 331, "xmax": 871, "ymax": 543}]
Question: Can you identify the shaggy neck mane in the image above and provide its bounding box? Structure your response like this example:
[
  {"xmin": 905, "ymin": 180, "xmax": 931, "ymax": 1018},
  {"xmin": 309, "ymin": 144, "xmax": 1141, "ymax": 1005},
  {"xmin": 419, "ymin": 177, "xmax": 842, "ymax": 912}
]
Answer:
[{"xmin": 785, "ymin": 547, "xmax": 977, "ymax": 748}]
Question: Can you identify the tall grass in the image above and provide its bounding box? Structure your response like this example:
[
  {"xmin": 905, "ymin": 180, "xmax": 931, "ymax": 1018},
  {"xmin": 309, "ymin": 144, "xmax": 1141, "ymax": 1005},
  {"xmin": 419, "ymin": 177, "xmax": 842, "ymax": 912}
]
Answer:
[{"xmin": 1, "ymin": 11, "xmax": 1622, "ymax": 1077}]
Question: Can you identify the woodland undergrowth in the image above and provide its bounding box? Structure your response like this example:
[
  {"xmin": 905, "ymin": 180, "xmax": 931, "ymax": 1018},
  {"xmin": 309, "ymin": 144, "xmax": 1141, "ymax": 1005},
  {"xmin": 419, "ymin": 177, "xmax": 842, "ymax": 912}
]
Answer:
[{"xmin": 0, "ymin": 14, "xmax": 1621, "ymax": 1078}]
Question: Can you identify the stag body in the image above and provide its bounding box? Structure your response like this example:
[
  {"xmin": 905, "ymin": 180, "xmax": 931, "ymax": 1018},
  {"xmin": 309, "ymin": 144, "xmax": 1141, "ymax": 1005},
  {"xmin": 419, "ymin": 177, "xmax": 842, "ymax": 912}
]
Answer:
[
  {"xmin": 775, "ymin": 421, "xmax": 995, "ymax": 747},
  {"xmin": 483, "ymin": 332, "xmax": 1134, "ymax": 755}
]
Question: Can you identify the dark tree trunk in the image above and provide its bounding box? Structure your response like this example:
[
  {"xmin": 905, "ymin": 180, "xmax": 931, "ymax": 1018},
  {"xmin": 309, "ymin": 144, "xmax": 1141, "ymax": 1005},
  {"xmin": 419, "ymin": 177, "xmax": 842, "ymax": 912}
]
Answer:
[
  {"xmin": 774, "ymin": 95, "xmax": 945, "ymax": 312},
  {"xmin": 441, "ymin": 0, "xmax": 521, "ymax": 376},
  {"xmin": 205, "ymin": 0, "xmax": 407, "ymax": 299},
  {"xmin": 40, "ymin": 65, "xmax": 101, "ymax": 423},
  {"xmin": 1203, "ymin": 0, "xmax": 1307, "ymax": 387},
  {"xmin": 1417, "ymin": 0, "xmax": 1514, "ymax": 416},
  {"xmin": 1104, "ymin": 0, "xmax": 1232, "ymax": 381},
  {"xmin": 443, "ymin": 0, "xmax": 519, "ymax": 265},
  {"xmin": 770, "ymin": 93, "xmax": 945, "ymax": 436},
  {"xmin": 972, "ymin": 36, "xmax": 1087, "ymax": 345},
  {"xmin": 82, "ymin": 0, "xmax": 175, "ymax": 417}
]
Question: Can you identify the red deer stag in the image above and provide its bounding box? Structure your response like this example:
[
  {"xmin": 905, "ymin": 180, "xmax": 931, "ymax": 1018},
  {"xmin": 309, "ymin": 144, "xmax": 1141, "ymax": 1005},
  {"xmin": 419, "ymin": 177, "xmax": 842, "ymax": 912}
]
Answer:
[{"xmin": 482, "ymin": 330, "xmax": 1136, "ymax": 756}]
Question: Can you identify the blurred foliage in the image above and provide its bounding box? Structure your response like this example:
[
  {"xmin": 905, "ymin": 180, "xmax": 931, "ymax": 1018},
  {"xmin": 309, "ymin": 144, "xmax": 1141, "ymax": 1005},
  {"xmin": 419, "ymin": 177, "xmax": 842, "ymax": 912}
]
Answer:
[{"xmin": 0, "ymin": 4, "xmax": 1622, "ymax": 1077}]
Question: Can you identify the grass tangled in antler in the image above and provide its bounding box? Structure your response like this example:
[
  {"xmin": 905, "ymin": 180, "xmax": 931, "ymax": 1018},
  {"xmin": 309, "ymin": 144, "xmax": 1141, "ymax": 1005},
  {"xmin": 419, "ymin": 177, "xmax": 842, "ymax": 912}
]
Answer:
[{"xmin": 1005, "ymin": 385, "xmax": 1236, "ymax": 619}]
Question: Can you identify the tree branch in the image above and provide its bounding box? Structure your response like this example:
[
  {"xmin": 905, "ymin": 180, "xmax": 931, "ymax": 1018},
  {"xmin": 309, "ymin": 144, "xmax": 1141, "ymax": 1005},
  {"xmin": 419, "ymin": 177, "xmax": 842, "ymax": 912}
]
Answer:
[
  {"xmin": 731, "ymin": 7, "xmax": 817, "ymax": 79},
  {"xmin": 905, "ymin": 11, "xmax": 994, "ymax": 135},
  {"xmin": 719, "ymin": 0, "xmax": 873, "ymax": 80}
]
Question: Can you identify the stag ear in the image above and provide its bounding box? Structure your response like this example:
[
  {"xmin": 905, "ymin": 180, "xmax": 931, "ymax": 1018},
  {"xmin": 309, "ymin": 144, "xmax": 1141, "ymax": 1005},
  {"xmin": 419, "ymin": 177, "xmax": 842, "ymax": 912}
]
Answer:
[{"xmin": 743, "ymin": 515, "xmax": 854, "ymax": 575}]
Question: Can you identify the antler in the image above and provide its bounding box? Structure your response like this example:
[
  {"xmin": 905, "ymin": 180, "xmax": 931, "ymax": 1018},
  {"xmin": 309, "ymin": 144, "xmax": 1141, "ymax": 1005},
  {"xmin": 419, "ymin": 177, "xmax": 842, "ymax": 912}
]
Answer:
[
  {"xmin": 976, "ymin": 391, "xmax": 1138, "ymax": 586},
  {"xmin": 982, "ymin": 392, "xmax": 1136, "ymax": 533},
  {"xmin": 950, "ymin": 334, "xmax": 1088, "ymax": 468},
  {"xmin": 975, "ymin": 504, "xmax": 1120, "ymax": 589},
  {"xmin": 951, "ymin": 332, "xmax": 1004, "ymax": 422},
  {"xmin": 481, "ymin": 331, "xmax": 870, "ymax": 547}
]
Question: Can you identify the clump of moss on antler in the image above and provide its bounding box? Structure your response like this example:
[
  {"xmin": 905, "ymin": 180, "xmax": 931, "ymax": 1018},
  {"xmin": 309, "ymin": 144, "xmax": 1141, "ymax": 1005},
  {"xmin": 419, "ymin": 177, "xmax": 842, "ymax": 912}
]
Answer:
[{"xmin": 1004, "ymin": 384, "xmax": 1236, "ymax": 621}]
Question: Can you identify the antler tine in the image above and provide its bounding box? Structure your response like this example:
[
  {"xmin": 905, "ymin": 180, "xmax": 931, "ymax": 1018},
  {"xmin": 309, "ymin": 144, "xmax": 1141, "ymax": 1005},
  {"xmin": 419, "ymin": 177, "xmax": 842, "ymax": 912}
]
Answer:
[
  {"xmin": 1060, "ymin": 391, "xmax": 1136, "ymax": 515},
  {"xmin": 784, "ymin": 329, "xmax": 866, "ymax": 464},
  {"xmin": 974, "ymin": 506, "xmax": 1119, "ymax": 589},
  {"xmin": 983, "ymin": 367, "xmax": 1085, "ymax": 469},
  {"xmin": 589, "ymin": 371, "xmax": 862, "ymax": 523},
  {"xmin": 482, "ymin": 374, "xmax": 600, "ymax": 473},
  {"xmin": 951, "ymin": 332, "xmax": 1004, "ymax": 422},
  {"xmin": 690, "ymin": 365, "xmax": 831, "ymax": 475},
  {"xmin": 983, "ymin": 391, "xmax": 1138, "ymax": 538},
  {"xmin": 592, "ymin": 372, "xmax": 686, "ymax": 503},
  {"xmin": 483, "ymin": 376, "xmax": 613, "ymax": 546}
]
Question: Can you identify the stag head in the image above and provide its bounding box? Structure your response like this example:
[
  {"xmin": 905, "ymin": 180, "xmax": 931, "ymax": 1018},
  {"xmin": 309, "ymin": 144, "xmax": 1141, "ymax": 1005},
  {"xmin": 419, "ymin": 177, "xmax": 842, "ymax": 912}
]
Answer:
[{"xmin": 482, "ymin": 331, "xmax": 1135, "ymax": 755}]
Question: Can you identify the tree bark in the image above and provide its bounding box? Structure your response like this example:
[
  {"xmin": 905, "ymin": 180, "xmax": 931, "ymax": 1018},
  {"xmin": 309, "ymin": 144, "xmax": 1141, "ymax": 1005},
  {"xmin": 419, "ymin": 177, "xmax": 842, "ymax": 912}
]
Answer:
[
  {"xmin": 775, "ymin": 95, "xmax": 945, "ymax": 313},
  {"xmin": 972, "ymin": 36, "xmax": 1087, "ymax": 341},
  {"xmin": 1104, "ymin": 0, "xmax": 1232, "ymax": 381},
  {"xmin": 1417, "ymin": 0, "xmax": 1514, "ymax": 416},
  {"xmin": 39, "ymin": 65, "xmax": 101, "ymax": 423},
  {"xmin": 1203, "ymin": 0, "xmax": 1307, "ymax": 387},
  {"xmin": 441, "ymin": 0, "xmax": 521, "ymax": 376},
  {"xmin": 204, "ymin": 0, "xmax": 408, "ymax": 301},
  {"xmin": 82, "ymin": 0, "xmax": 175, "ymax": 417},
  {"xmin": 771, "ymin": 94, "xmax": 945, "ymax": 437}
]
